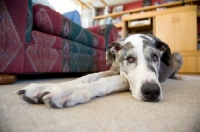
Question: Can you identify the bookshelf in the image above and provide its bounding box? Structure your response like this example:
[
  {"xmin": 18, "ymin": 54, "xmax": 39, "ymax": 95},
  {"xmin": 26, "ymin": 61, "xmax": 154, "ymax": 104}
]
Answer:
[
  {"xmin": 92, "ymin": 0, "xmax": 199, "ymax": 40},
  {"xmin": 93, "ymin": 0, "xmax": 198, "ymax": 21}
]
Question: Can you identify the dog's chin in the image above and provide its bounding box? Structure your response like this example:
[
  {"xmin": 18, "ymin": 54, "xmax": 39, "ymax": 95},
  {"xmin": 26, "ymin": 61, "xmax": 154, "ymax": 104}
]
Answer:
[
  {"xmin": 141, "ymin": 96, "xmax": 162, "ymax": 102},
  {"xmin": 132, "ymin": 93, "xmax": 163, "ymax": 102}
]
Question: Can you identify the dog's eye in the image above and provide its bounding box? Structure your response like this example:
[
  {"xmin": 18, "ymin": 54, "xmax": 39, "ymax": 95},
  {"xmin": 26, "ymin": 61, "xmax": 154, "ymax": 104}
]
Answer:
[
  {"xmin": 153, "ymin": 54, "xmax": 158, "ymax": 62},
  {"xmin": 126, "ymin": 56, "xmax": 135, "ymax": 63}
]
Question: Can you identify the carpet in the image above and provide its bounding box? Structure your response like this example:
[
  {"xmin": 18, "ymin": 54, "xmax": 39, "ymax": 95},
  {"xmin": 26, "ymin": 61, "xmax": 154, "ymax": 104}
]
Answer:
[{"xmin": 0, "ymin": 75, "xmax": 200, "ymax": 132}]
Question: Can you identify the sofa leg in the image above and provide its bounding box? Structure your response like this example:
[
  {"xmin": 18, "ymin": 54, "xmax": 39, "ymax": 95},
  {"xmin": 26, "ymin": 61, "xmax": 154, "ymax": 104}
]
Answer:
[{"xmin": 0, "ymin": 74, "xmax": 17, "ymax": 85}]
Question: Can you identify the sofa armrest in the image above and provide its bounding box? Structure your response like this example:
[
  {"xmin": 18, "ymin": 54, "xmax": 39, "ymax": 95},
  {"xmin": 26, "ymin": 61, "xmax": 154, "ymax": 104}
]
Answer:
[
  {"xmin": 0, "ymin": 0, "xmax": 32, "ymax": 73},
  {"xmin": 86, "ymin": 24, "xmax": 119, "ymax": 47}
]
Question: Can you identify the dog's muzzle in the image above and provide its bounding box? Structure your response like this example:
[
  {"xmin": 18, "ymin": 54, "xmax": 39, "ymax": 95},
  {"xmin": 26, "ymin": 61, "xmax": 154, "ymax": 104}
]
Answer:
[{"xmin": 141, "ymin": 81, "xmax": 160, "ymax": 102}]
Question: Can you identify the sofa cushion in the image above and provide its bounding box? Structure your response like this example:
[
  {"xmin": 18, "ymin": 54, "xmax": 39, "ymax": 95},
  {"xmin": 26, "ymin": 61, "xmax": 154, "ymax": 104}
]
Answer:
[
  {"xmin": 69, "ymin": 53, "xmax": 106, "ymax": 72},
  {"xmin": 26, "ymin": 0, "xmax": 33, "ymax": 42},
  {"xmin": 24, "ymin": 30, "xmax": 106, "ymax": 73},
  {"xmin": 87, "ymin": 24, "xmax": 119, "ymax": 47},
  {"xmin": 32, "ymin": 4, "xmax": 106, "ymax": 50}
]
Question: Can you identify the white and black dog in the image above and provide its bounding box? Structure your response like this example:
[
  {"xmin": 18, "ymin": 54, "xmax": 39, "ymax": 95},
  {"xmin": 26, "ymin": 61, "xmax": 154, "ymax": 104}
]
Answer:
[{"xmin": 17, "ymin": 34, "xmax": 186, "ymax": 108}]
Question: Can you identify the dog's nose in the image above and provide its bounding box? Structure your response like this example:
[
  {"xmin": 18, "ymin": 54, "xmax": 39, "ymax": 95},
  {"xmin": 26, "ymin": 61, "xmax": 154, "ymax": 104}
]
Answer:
[{"xmin": 141, "ymin": 82, "xmax": 160, "ymax": 101}]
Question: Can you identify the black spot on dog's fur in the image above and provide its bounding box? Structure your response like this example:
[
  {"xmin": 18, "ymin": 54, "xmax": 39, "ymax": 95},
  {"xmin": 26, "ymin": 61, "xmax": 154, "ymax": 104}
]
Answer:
[
  {"xmin": 140, "ymin": 34, "xmax": 171, "ymax": 66},
  {"xmin": 140, "ymin": 35, "xmax": 151, "ymax": 41},
  {"xmin": 119, "ymin": 42, "xmax": 134, "ymax": 63},
  {"xmin": 17, "ymin": 90, "xmax": 25, "ymax": 95},
  {"xmin": 49, "ymin": 100, "xmax": 59, "ymax": 108},
  {"xmin": 38, "ymin": 92, "xmax": 50, "ymax": 103},
  {"xmin": 142, "ymin": 39, "xmax": 160, "ymax": 76},
  {"xmin": 23, "ymin": 95, "xmax": 36, "ymax": 104},
  {"xmin": 147, "ymin": 63, "xmax": 157, "ymax": 75}
]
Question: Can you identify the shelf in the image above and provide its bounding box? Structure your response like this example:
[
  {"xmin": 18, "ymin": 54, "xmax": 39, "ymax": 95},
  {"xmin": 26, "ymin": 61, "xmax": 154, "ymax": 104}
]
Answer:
[
  {"xmin": 114, "ymin": 23, "xmax": 122, "ymax": 28},
  {"xmin": 93, "ymin": 0, "xmax": 198, "ymax": 20},
  {"xmin": 128, "ymin": 24, "xmax": 152, "ymax": 32},
  {"xmin": 128, "ymin": 18, "xmax": 151, "ymax": 28},
  {"xmin": 122, "ymin": 6, "xmax": 197, "ymax": 21},
  {"xmin": 198, "ymin": 38, "xmax": 200, "ymax": 42}
]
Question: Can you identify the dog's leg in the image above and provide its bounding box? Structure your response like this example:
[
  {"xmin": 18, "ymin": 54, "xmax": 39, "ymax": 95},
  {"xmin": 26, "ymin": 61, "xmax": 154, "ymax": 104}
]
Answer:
[
  {"xmin": 170, "ymin": 75, "xmax": 189, "ymax": 81},
  {"xmin": 159, "ymin": 52, "xmax": 189, "ymax": 82},
  {"xmin": 17, "ymin": 69, "xmax": 119, "ymax": 104},
  {"xmin": 60, "ymin": 69, "xmax": 119, "ymax": 85},
  {"xmin": 168, "ymin": 53, "xmax": 189, "ymax": 81},
  {"xmin": 60, "ymin": 63, "xmax": 120, "ymax": 85},
  {"xmin": 42, "ymin": 75, "xmax": 129, "ymax": 108}
]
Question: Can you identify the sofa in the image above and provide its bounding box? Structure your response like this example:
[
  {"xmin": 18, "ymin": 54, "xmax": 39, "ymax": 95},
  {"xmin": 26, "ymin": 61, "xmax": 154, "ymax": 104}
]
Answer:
[{"xmin": 0, "ymin": 0, "xmax": 118, "ymax": 84}]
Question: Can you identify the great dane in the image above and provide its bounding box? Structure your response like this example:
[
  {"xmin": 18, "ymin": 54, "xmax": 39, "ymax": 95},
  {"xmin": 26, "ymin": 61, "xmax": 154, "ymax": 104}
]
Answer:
[{"xmin": 17, "ymin": 34, "xmax": 185, "ymax": 108}]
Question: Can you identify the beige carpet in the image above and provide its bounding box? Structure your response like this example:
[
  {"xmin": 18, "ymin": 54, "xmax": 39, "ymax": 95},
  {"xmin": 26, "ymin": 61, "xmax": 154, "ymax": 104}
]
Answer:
[{"xmin": 0, "ymin": 75, "xmax": 200, "ymax": 132}]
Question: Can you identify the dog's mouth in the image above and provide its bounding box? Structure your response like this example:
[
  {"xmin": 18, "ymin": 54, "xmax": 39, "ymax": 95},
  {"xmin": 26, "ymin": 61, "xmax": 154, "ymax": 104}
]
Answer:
[{"xmin": 141, "ymin": 96, "xmax": 161, "ymax": 102}]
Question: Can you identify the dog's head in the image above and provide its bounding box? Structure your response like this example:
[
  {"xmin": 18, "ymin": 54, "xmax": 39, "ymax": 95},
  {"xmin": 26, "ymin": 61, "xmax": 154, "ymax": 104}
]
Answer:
[{"xmin": 106, "ymin": 34, "xmax": 171, "ymax": 102}]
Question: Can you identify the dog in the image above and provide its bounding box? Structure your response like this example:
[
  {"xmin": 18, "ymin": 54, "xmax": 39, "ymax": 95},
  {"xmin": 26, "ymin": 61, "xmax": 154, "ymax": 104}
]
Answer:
[{"xmin": 17, "ymin": 34, "xmax": 185, "ymax": 108}]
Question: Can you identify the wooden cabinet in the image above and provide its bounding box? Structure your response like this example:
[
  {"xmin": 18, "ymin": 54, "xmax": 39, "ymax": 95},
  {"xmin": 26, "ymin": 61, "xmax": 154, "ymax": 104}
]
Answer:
[
  {"xmin": 155, "ymin": 13, "xmax": 176, "ymax": 50},
  {"xmin": 122, "ymin": 6, "xmax": 200, "ymax": 73},
  {"xmin": 175, "ymin": 11, "xmax": 197, "ymax": 51},
  {"xmin": 155, "ymin": 9, "xmax": 200, "ymax": 73},
  {"xmin": 177, "ymin": 51, "xmax": 200, "ymax": 73},
  {"xmin": 155, "ymin": 11, "xmax": 197, "ymax": 51},
  {"xmin": 198, "ymin": 56, "xmax": 200, "ymax": 73},
  {"xmin": 179, "ymin": 56, "xmax": 197, "ymax": 73}
]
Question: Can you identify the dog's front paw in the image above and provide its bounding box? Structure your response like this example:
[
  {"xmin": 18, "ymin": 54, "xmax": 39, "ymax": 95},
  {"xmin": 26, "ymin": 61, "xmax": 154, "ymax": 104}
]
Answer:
[
  {"xmin": 43, "ymin": 85, "xmax": 91, "ymax": 108},
  {"xmin": 17, "ymin": 83, "xmax": 56, "ymax": 104}
]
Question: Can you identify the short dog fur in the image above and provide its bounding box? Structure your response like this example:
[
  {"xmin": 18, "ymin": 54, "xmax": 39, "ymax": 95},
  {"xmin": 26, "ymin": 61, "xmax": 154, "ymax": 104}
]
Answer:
[{"xmin": 17, "ymin": 34, "xmax": 186, "ymax": 108}]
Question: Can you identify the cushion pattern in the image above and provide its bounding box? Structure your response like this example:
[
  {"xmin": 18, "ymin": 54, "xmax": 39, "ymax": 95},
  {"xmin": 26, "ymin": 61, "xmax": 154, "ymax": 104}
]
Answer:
[
  {"xmin": 87, "ymin": 24, "xmax": 119, "ymax": 47},
  {"xmin": 0, "ymin": 0, "xmax": 26, "ymax": 73},
  {"xmin": 25, "ymin": 0, "xmax": 33, "ymax": 42},
  {"xmin": 0, "ymin": 0, "xmax": 118, "ymax": 74},
  {"xmin": 24, "ymin": 30, "xmax": 106, "ymax": 73}
]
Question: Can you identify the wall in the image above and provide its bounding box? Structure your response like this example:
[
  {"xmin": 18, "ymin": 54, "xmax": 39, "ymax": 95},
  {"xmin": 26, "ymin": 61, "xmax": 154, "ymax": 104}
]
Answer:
[
  {"xmin": 33, "ymin": 0, "xmax": 78, "ymax": 14},
  {"xmin": 32, "ymin": 0, "xmax": 90, "ymax": 27},
  {"xmin": 48, "ymin": 0, "xmax": 78, "ymax": 14},
  {"xmin": 49, "ymin": 0, "xmax": 91, "ymax": 28},
  {"xmin": 122, "ymin": 1, "xmax": 142, "ymax": 11},
  {"xmin": 82, "ymin": 9, "xmax": 93, "ymax": 28},
  {"xmin": 151, "ymin": 0, "xmax": 162, "ymax": 6},
  {"xmin": 110, "ymin": 0, "xmax": 162, "ymax": 11},
  {"xmin": 32, "ymin": 0, "xmax": 55, "ymax": 10}
]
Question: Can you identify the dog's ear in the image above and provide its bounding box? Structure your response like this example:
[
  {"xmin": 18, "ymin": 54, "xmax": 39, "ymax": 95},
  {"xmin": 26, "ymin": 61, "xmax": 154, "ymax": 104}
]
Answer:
[
  {"xmin": 153, "ymin": 40, "xmax": 171, "ymax": 66},
  {"xmin": 106, "ymin": 41, "xmax": 123, "ymax": 65}
]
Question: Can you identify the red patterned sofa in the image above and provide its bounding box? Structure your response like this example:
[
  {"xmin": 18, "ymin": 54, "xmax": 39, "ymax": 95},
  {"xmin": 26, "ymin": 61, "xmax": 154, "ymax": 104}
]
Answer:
[{"xmin": 0, "ymin": 0, "xmax": 118, "ymax": 83}]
